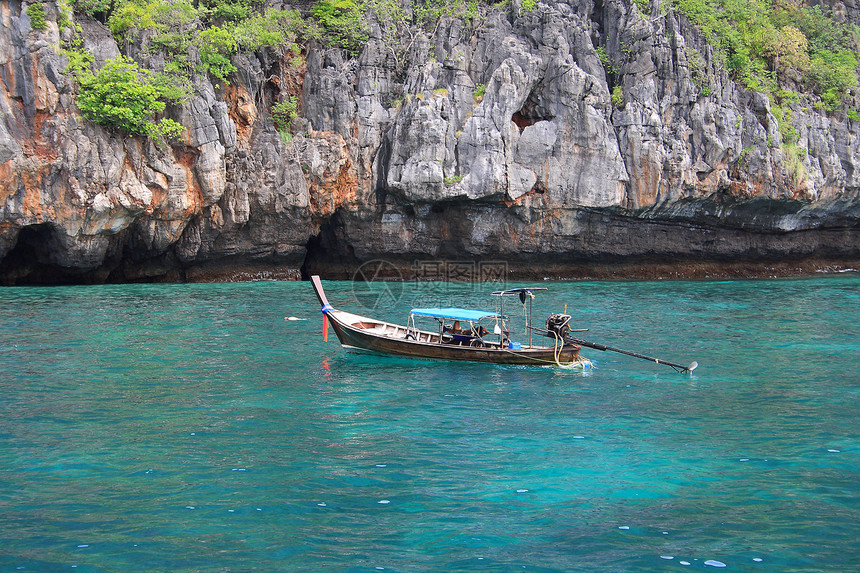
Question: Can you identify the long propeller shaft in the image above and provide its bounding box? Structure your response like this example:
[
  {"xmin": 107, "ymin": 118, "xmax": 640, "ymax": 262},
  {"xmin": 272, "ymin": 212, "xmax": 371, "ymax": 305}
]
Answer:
[{"xmin": 565, "ymin": 336, "xmax": 698, "ymax": 373}]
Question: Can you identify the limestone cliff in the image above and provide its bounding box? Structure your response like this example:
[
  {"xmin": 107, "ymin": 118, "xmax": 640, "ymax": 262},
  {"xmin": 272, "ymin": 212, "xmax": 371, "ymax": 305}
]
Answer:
[{"xmin": 1, "ymin": 0, "xmax": 858, "ymax": 284}]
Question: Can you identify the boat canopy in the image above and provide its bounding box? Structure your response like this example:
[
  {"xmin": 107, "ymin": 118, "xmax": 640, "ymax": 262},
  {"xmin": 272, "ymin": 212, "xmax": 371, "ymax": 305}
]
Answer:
[{"xmin": 410, "ymin": 307, "xmax": 501, "ymax": 322}]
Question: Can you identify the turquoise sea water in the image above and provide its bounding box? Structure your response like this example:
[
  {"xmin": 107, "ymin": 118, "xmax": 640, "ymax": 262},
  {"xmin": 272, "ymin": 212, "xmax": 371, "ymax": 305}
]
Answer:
[{"xmin": 0, "ymin": 276, "xmax": 858, "ymax": 572}]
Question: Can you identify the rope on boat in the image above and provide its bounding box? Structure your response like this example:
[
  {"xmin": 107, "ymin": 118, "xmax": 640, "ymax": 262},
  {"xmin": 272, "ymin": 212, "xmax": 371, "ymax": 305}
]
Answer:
[
  {"xmin": 552, "ymin": 329, "xmax": 563, "ymax": 368},
  {"xmin": 498, "ymin": 344, "xmax": 591, "ymax": 368}
]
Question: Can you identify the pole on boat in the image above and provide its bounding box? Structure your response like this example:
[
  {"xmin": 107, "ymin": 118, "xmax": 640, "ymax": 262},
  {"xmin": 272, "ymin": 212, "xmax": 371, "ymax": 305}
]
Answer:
[
  {"xmin": 565, "ymin": 335, "xmax": 698, "ymax": 373},
  {"xmin": 529, "ymin": 293, "xmax": 534, "ymax": 346},
  {"xmin": 311, "ymin": 276, "xmax": 332, "ymax": 342},
  {"xmin": 519, "ymin": 290, "xmax": 536, "ymax": 347}
]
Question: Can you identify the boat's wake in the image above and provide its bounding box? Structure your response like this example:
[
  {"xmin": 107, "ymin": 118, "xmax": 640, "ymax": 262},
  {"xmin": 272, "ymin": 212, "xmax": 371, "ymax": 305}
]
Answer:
[{"xmin": 555, "ymin": 358, "xmax": 594, "ymax": 373}]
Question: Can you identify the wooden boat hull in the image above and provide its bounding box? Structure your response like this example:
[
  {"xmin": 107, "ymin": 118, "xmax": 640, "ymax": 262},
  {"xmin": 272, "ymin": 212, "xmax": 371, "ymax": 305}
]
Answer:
[{"xmin": 327, "ymin": 310, "xmax": 582, "ymax": 365}]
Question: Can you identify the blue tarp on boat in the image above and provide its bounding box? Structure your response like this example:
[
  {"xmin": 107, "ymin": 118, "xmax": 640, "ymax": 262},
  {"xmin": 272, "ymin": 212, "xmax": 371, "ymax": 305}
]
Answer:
[{"xmin": 410, "ymin": 308, "xmax": 500, "ymax": 322}]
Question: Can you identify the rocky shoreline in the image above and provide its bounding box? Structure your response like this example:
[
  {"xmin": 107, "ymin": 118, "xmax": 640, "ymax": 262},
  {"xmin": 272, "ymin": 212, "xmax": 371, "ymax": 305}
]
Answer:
[
  {"xmin": 301, "ymin": 257, "xmax": 860, "ymax": 283},
  {"xmin": 5, "ymin": 249, "xmax": 857, "ymax": 285},
  {"xmin": 82, "ymin": 255, "xmax": 860, "ymax": 284}
]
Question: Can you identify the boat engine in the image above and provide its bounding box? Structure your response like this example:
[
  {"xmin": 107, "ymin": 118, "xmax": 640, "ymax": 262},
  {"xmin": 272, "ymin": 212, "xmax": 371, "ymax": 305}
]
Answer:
[{"xmin": 546, "ymin": 313, "xmax": 572, "ymax": 338}]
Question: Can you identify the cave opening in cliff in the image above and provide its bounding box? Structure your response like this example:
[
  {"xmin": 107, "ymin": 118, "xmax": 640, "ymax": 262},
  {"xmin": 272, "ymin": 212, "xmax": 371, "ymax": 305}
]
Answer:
[
  {"xmin": 512, "ymin": 89, "xmax": 553, "ymax": 132},
  {"xmin": 0, "ymin": 224, "xmax": 69, "ymax": 285},
  {"xmin": 301, "ymin": 214, "xmax": 360, "ymax": 280}
]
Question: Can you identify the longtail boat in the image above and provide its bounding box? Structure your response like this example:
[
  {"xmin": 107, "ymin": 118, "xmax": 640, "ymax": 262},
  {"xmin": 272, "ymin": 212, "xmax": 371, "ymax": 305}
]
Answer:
[{"xmin": 311, "ymin": 275, "xmax": 698, "ymax": 372}]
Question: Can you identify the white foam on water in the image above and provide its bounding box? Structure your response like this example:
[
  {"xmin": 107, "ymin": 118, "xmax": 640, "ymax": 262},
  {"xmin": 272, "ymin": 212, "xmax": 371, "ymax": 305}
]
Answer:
[
  {"xmin": 516, "ymin": 489, "xmax": 528, "ymax": 493},
  {"xmin": 740, "ymin": 458, "xmax": 749, "ymax": 462},
  {"xmin": 573, "ymin": 436, "xmax": 585, "ymax": 439},
  {"xmin": 378, "ymin": 500, "xmax": 390, "ymax": 504},
  {"xmin": 828, "ymin": 449, "xmax": 840, "ymax": 453},
  {"xmin": 618, "ymin": 526, "xmax": 630, "ymax": 530},
  {"xmin": 185, "ymin": 506, "xmax": 195, "ymax": 510},
  {"xmin": 317, "ymin": 503, "xmax": 327, "ymax": 507},
  {"xmin": 753, "ymin": 558, "xmax": 763, "ymax": 562},
  {"xmin": 662, "ymin": 531, "xmax": 668, "ymax": 535},
  {"xmin": 704, "ymin": 560, "xmax": 727, "ymax": 567},
  {"xmin": 376, "ymin": 464, "xmax": 387, "ymax": 467},
  {"xmin": 228, "ymin": 509, "xmax": 235, "ymax": 513}
]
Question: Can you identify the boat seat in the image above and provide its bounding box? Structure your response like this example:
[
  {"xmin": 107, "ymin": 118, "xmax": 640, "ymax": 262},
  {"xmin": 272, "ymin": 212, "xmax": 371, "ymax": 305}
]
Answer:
[
  {"xmin": 450, "ymin": 333, "xmax": 486, "ymax": 347},
  {"xmin": 450, "ymin": 333, "xmax": 475, "ymax": 343}
]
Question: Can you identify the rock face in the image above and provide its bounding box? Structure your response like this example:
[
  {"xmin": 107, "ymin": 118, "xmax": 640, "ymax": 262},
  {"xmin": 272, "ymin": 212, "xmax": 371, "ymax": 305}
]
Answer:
[{"xmin": 0, "ymin": 0, "xmax": 858, "ymax": 284}]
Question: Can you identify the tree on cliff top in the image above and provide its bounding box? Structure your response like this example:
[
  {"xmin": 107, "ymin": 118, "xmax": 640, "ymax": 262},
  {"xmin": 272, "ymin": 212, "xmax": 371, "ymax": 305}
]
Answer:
[
  {"xmin": 311, "ymin": 0, "xmax": 369, "ymax": 55},
  {"xmin": 76, "ymin": 56, "xmax": 185, "ymax": 140}
]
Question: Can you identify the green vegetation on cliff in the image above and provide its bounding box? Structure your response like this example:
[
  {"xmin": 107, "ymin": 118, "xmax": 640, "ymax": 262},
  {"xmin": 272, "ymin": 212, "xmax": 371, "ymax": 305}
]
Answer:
[
  {"xmin": 59, "ymin": 0, "xmax": 490, "ymax": 139},
  {"xmin": 311, "ymin": 0, "xmax": 369, "ymax": 55},
  {"xmin": 61, "ymin": 0, "xmax": 309, "ymax": 139},
  {"xmin": 76, "ymin": 56, "xmax": 186, "ymax": 139},
  {"xmin": 52, "ymin": 0, "xmax": 860, "ymax": 141},
  {"xmin": 26, "ymin": 2, "xmax": 48, "ymax": 31},
  {"xmin": 671, "ymin": 0, "xmax": 860, "ymax": 109}
]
